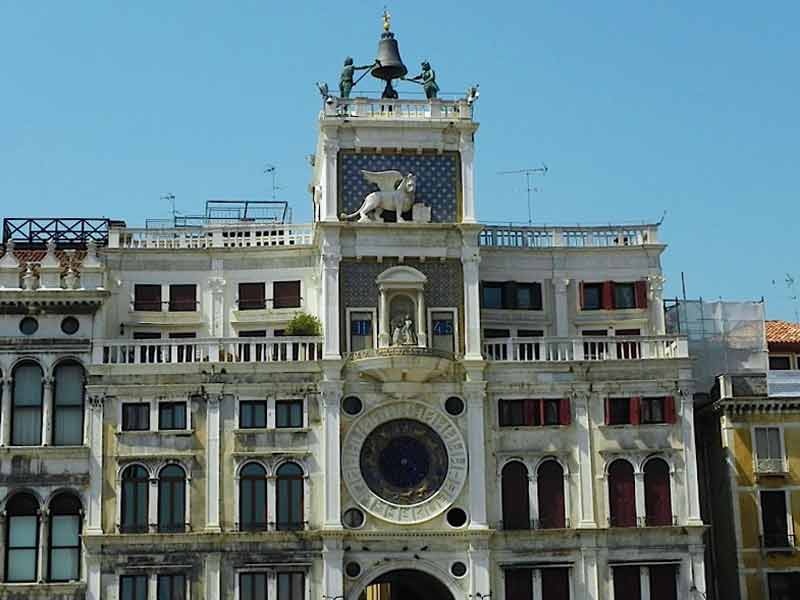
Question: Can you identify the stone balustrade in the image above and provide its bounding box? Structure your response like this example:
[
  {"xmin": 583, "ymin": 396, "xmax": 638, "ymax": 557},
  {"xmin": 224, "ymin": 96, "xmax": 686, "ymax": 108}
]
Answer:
[
  {"xmin": 482, "ymin": 335, "xmax": 688, "ymax": 362},
  {"xmin": 322, "ymin": 97, "xmax": 473, "ymax": 121},
  {"xmin": 108, "ymin": 223, "xmax": 314, "ymax": 249},
  {"xmin": 767, "ymin": 370, "xmax": 800, "ymax": 398},
  {"xmin": 479, "ymin": 224, "xmax": 659, "ymax": 248}
]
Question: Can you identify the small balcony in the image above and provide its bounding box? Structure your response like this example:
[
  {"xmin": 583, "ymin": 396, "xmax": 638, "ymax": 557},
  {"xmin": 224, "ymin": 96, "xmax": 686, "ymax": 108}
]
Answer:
[
  {"xmin": 754, "ymin": 457, "xmax": 788, "ymax": 477},
  {"xmin": 767, "ymin": 370, "xmax": 800, "ymax": 397},
  {"xmin": 93, "ymin": 337, "xmax": 323, "ymax": 366},
  {"xmin": 482, "ymin": 335, "xmax": 688, "ymax": 362}
]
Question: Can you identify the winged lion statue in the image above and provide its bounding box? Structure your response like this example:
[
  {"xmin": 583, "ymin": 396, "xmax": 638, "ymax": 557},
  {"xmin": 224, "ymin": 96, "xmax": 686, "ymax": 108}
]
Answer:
[{"xmin": 341, "ymin": 170, "xmax": 417, "ymax": 223}]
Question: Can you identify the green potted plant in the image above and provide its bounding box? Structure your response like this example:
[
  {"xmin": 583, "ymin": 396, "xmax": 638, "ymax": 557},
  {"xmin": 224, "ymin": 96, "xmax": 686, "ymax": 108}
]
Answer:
[{"xmin": 285, "ymin": 312, "xmax": 322, "ymax": 336}]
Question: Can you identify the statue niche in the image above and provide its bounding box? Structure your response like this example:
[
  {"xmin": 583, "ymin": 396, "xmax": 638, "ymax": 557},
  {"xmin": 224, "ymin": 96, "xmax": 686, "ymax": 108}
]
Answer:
[{"xmin": 376, "ymin": 266, "xmax": 428, "ymax": 349}]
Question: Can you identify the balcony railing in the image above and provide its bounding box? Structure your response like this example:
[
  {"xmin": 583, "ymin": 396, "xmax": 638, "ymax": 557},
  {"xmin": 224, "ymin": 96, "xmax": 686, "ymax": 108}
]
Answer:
[
  {"xmin": 482, "ymin": 336, "xmax": 688, "ymax": 362},
  {"xmin": 93, "ymin": 337, "xmax": 323, "ymax": 365},
  {"xmin": 760, "ymin": 533, "xmax": 796, "ymax": 552},
  {"xmin": 109, "ymin": 223, "xmax": 314, "ymax": 249},
  {"xmin": 322, "ymin": 97, "xmax": 473, "ymax": 121},
  {"xmin": 767, "ymin": 370, "xmax": 800, "ymax": 398},
  {"xmin": 479, "ymin": 224, "xmax": 659, "ymax": 249},
  {"xmin": 755, "ymin": 457, "xmax": 788, "ymax": 476}
]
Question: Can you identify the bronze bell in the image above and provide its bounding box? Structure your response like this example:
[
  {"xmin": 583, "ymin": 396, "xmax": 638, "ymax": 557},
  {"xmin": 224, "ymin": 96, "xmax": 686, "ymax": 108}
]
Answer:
[{"xmin": 372, "ymin": 31, "xmax": 408, "ymax": 84}]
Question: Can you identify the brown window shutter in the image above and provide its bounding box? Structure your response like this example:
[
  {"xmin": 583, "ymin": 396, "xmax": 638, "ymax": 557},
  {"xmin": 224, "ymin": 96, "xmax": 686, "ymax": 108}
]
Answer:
[
  {"xmin": 602, "ymin": 281, "xmax": 614, "ymax": 310},
  {"xmin": 273, "ymin": 280, "xmax": 301, "ymax": 309},
  {"xmin": 502, "ymin": 281, "xmax": 517, "ymax": 309},
  {"xmin": 630, "ymin": 396, "xmax": 641, "ymax": 425},
  {"xmin": 539, "ymin": 399, "xmax": 546, "ymax": 426},
  {"xmin": 665, "ymin": 395, "xmax": 676, "ymax": 423},
  {"xmin": 635, "ymin": 280, "xmax": 649, "ymax": 309},
  {"xmin": 524, "ymin": 399, "xmax": 538, "ymax": 426},
  {"xmin": 559, "ymin": 398, "xmax": 571, "ymax": 425},
  {"xmin": 604, "ymin": 398, "xmax": 610, "ymax": 425}
]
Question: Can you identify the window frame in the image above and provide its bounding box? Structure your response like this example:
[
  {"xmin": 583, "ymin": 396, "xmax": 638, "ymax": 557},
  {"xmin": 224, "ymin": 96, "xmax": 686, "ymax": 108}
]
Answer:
[
  {"xmin": 239, "ymin": 462, "xmax": 268, "ymax": 532},
  {"xmin": 346, "ymin": 307, "xmax": 377, "ymax": 353},
  {"xmin": 133, "ymin": 284, "xmax": 162, "ymax": 312},
  {"xmin": 498, "ymin": 398, "xmax": 570, "ymax": 428},
  {"xmin": 275, "ymin": 399, "xmax": 304, "ymax": 429},
  {"xmin": 759, "ymin": 489, "xmax": 794, "ymax": 549},
  {"xmin": 275, "ymin": 462, "xmax": 305, "ymax": 531},
  {"xmin": 272, "ymin": 280, "xmax": 302, "ymax": 309},
  {"xmin": 158, "ymin": 401, "xmax": 188, "ymax": 431},
  {"xmin": 122, "ymin": 402, "xmax": 151, "ymax": 432},
  {"xmin": 277, "ymin": 570, "xmax": 306, "ymax": 600},
  {"xmin": 4, "ymin": 493, "xmax": 40, "ymax": 583},
  {"xmin": 168, "ymin": 284, "xmax": 198, "ymax": 312},
  {"xmin": 752, "ymin": 425, "xmax": 787, "ymax": 474},
  {"xmin": 120, "ymin": 465, "xmax": 150, "ymax": 534},
  {"xmin": 640, "ymin": 396, "xmax": 666, "ymax": 424},
  {"xmin": 157, "ymin": 573, "xmax": 187, "ymax": 600},
  {"xmin": 53, "ymin": 361, "xmax": 86, "ymax": 446},
  {"xmin": 768, "ymin": 354, "xmax": 793, "ymax": 370},
  {"xmin": 427, "ymin": 307, "xmax": 459, "ymax": 354},
  {"xmin": 158, "ymin": 464, "xmax": 187, "ymax": 534},
  {"xmin": 480, "ymin": 282, "xmax": 504, "ymax": 309},
  {"xmin": 238, "ymin": 282, "xmax": 267, "ymax": 311},
  {"xmin": 239, "ymin": 400, "xmax": 268, "ymax": 429},
  {"xmin": 47, "ymin": 493, "xmax": 83, "ymax": 582},
  {"xmin": 120, "ymin": 574, "xmax": 149, "ymax": 600},
  {"xmin": 11, "ymin": 362, "xmax": 44, "ymax": 447}
]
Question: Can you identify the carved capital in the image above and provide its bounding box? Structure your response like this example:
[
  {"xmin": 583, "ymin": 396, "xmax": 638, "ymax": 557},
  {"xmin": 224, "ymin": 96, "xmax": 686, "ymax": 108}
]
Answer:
[
  {"xmin": 207, "ymin": 394, "xmax": 222, "ymax": 409},
  {"xmin": 554, "ymin": 278, "xmax": 570, "ymax": 294},
  {"xmin": 89, "ymin": 395, "xmax": 105, "ymax": 411},
  {"xmin": 208, "ymin": 276, "xmax": 226, "ymax": 294},
  {"xmin": 322, "ymin": 254, "xmax": 341, "ymax": 270},
  {"xmin": 648, "ymin": 274, "xmax": 666, "ymax": 296},
  {"xmin": 323, "ymin": 139, "xmax": 339, "ymax": 155}
]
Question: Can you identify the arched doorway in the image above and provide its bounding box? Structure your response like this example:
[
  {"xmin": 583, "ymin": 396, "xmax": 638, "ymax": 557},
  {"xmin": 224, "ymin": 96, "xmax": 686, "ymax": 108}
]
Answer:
[{"xmin": 358, "ymin": 569, "xmax": 455, "ymax": 600}]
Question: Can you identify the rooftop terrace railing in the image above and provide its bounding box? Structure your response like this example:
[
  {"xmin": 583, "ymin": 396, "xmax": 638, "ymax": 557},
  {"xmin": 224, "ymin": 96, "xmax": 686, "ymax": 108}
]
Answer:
[
  {"xmin": 3, "ymin": 218, "xmax": 111, "ymax": 248},
  {"xmin": 108, "ymin": 223, "xmax": 314, "ymax": 249},
  {"xmin": 483, "ymin": 335, "xmax": 688, "ymax": 362},
  {"xmin": 322, "ymin": 97, "xmax": 473, "ymax": 121},
  {"xmin": 479, "ymin": 224, "xmax": 659, "ymax": 248}
]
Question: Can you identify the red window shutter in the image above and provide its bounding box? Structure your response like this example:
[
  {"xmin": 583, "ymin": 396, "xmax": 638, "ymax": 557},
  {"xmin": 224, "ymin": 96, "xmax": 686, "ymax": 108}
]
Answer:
[
  {"xmin": 644, "ymin": 458, "xmax": 672, "ymax": 527},
  {"xmin": 665, "ymin": 395, "xmax": 676, "ymax": 424},
  {"xmin": 602, "ymin": 281, "xmax": 614, "ymax": 309},
  {"xmin": 541, "ymin": 568, "xmax": 570, "ymax": 600},
  {"xmin": 630, "ymin": 396, "xmax": 641, "ymax": 425},
  {"xmin": 539, "ymin": 399, "xmax": 546, "ymax": 426},
  {"xmin": 501, "ymin": 463, "xmax": 531, "ymax": 531},
  {"xmin": 537, "ymin": 460, "xmax": 566, "ymax": 529},
  {"xmin": 579, "ymin": 281, "xmax": 585, "ymax": 309},
  {"xmin": 524, "ymin": 399, "xmax": 537, "ymax": 426},
  {"xmin": 635, "ymin": 280, "xmax": 648, "ymax": 309},
  {"xmin": 604, "ymin": 398, "xmax": 610, "ymax": 425},
  {"xmin": 559, "ymin": 398, "xmax": 571, "ymax": 425}
]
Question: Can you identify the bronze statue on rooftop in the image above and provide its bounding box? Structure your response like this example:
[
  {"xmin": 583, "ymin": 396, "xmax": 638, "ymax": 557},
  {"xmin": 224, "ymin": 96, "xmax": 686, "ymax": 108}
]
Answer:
[
  {"xmin": 339, "ymin": 57, "xmax": 378, "ymax": 99},
  {"xmin": 407, "ymin": 61, "xmax": 439, "ymax": 99}
]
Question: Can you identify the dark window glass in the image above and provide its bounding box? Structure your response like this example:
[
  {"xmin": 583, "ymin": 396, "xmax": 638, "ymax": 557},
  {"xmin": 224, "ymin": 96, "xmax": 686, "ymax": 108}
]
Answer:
[
  {"xmin": 504, "ymin": 568, "xmax": 533, "ymax": 600},
  {"xmin": 12, "ymin": 362, "xmax": 43, "ymax": 446},
  {"xmin": 240, "ymin": 572, "xmax": 268, "ymax": 600},
  {"xmin": 516, "ymin": 283, "xmax": 543, "ymax": 310},
  {"xmin": 238, "ymin": 330, "xmax": 267, "ymax": 362},
  {"xmin": 240, "ymin": 401, "xmax": 267, "ymax": 429},
  {"xmin": 501, "ymin": 461, "xmax": 530, "ymax": 530},
  {"xmin": 644, "ymin": 458, "xmax": 673, "ymax": 526},
  {"xmin": 612, "ymin": 566, "xmax": 641, "ymax": 600},
  {"xmin": 158, "ymin": 402, "xmax": 187, "ymax": 430},
  {"xmin": 134, "ymin": 284, "xmax": 162, "ymax": 311},
  {"xmin": 350, "ymin": 312, "xmax": 373, "ymax": 352},
  {"xmin": 240, "ymin": 463, "xmax": 267, "ymax": 531},
  {"xmin": 607, "ymin": 398, "xmax": 631, "ymax": 425},
  {"xmin": 613, "ymin": 283, "xmax": 636, "ymax": 309},
  {"xmin": 445, "ymin": 396, "xmax": 465, "ymax": 416},
  {"xmin": 122, "ymin": 403, "xmax": 150, "ymax": 431},
  {"xmin": 120, "ymin": 574, "xmax": 149, "ymax": 600},
  {"xmin": 121, "ymin": 465, "xmax": 149, "ymax": 533},
  {"xmin": 542, "ymin": 399, "xmax": 560, "ymax": 425},
  {"xmin": 431, "ymin": 311, "xmax": 456, "ymax": 352},
  {"xmin": 608, "ymin": 460, "xmax": 636, "ymax": 527},
  {"xmin": 761, "ymin": 490, "xmax": 790, "ymax": 547},
  {"xmin": 582, "ymin": 283, "xmax": 603, "ymax": 310},
  {"xmin": 769, "ymin": 356, "xmax": 792, "ymax": 370},
  {"xmin": 48, "ymin": 493, "xmax": 82, "ymax": 582},
  {"xmin": 239, "ymin": 283, "xmax": 266, "ymax": 310},
  {"xmin": 342, "ymin": 508, "xmax": 364, "ymax": 529},
  {"xmin": 484, "ymin": 328, "xmax": 510, "ymax": 338},
  {"xmin": 54, "ymin": 362, "xmax": 85, "ymax": 446},
  {"xmin": 276, "ymin": 400, "xmax": 303, "ymax": 428},
  {"xmin": 19, "ymin": 316, "xmax": 38, "ymax": 335},
  {"xmin": 541, "ymin": 567, "xmax": 570, "ymax": 600},
  {"xmin": 499, "ymin": 399, "xmax": 539, "ymax": 427},
  {"xmin": 649, "ymin": 565, "xmax": 678, "ymax": 600},
  {"xmin": 273, "ymin": 280, "xmax": 301, "ymax": 309},
  {"xmin": 481, "ymin": 283, "xmax": 503, "ymax": 309},
  {"xmin": 169, "ymin": 285, "xmax": 196, "ymax": 312},
  {"xmin": 276, "ymin": 463, "xmax": 304, "ymax": 530},
  {"xmin": 537, "ymin": 461, "xmax": 566, "ymax": 529},
  {"xmin": 277, "ymin": 571, "xmax": 305, "ymax": 600},
  {"xmin": 158, "ymin": 465, "xmax": 186, "ymax": 533},
  {"xmin": 6, "ymin": 493, "xmax": 39, "ymax": 582},
  {"xmin": 157, "ymin": 574, "xmax": 185, "ymax": 600},
  {"xmin": 61, "ymin": 316, "xmax": 80, "ymax": 335},
  {"xmin": 640, "ymin": 397, "xmax": 665, "ymax": 424},
  {"xmin": 769, "ymin": 572, "xmax": 800, "ymax": 600},
  {"xmin": 518, "ymin": 329, "xmax": 544, "ymax": 337}
]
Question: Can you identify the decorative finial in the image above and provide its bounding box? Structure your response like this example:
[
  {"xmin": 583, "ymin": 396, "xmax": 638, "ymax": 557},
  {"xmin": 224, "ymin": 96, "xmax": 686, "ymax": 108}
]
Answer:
[{"xmin": 383, "ymin": 7, "xmax": 391, "ymax": 32}]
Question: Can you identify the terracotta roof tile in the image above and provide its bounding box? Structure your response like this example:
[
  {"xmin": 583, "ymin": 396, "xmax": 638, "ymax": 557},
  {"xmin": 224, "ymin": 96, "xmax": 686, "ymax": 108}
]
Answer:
[
  {"xmin": 766, "ymin": 320, "xmax": 800, "ymax": 344},
  {"xmin": 0, "ymin": 250, "xmax": 86, "ymax": 266}
]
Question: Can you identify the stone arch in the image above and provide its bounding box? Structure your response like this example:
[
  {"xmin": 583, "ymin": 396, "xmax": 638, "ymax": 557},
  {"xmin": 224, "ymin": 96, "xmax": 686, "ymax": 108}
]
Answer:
[{"xmin": 348, "ymin": 564, "xmax": 459, "ymax": 600}]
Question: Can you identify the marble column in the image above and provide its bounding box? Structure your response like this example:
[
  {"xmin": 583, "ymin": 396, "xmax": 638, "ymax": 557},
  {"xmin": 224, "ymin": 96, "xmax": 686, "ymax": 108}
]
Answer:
[
  {"xmin": 460, "ymin": 132, "xmax": 477, "ymax": 223},
  {"xmin": 574, "ymin": 393, "xmax": 597, "ymax": 528},
  {"xmin": 681, "ymin": 391, "xmax": 703, "ymax": 525},
  {"xmin": 379, "ymin": 291, "xmax": 390, "ymax": 348},
  {"xmin": 205, "ymin": 553, "xmax": 221, "ymax": 600},
  {"xmin": 38, "ymin": 508, "xmax": 48, "ymax": 582},
  {"xmin": 321, "ymin": 253, "xmax": 341, "ymax": 359},
  {"xmin": 322, "ymin": 539, "xmax": 344, "ymax": 600},
  {"xmin": 465, "ymin": 380, "xmax": 488, "ymax": 528},
  {"xmin": 461, "ymin": 247, "xmax": 483, "ymax": 361},
  {"xmin": 0, "ymin": 377, "xmax": 12, "ymax": 446},
  {"xmin": 86, "ymin": 555, "xmax": 101, "ymax": 600},
  {"xmin": 649, "ymin": 275, "xmax": 666, "ymax": 335},
  {"xmin": 41, "ymin": 376, "xmax": 53, "ymax": 445},
  {"xmin": 553, "ymin": 278, "xmax": 570, "ymax": 337},
  {"xmin": 634, "ymin": 472, "xmax": 646, "ymax": 527},
  {"xmin": 205, "ymin": 393, "xmax": 222, "ymax": 532},
  {"xmin": 320, "ymin": 380, "xmax": 343, "ymax": 528},
  {"xmin": 580, "ymin": 547, "xmax": 599, "ymax": 600},
  {"xmin": 320, "ymin": 139, "xmax": 340, "ymax": 222},
  {"xmin": 86, "ymin": 395, "xmax": 105, "ymax": 534},
  {"xmin": 468, "ymin": 541, "xmax": 491, "ymax": 599}
]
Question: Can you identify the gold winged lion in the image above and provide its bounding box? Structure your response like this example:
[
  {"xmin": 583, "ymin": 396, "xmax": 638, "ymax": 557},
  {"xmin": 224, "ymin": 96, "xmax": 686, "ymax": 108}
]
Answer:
[{"xmin": 341, "ymin": 170, "xmax": 417, "ymax": 223}]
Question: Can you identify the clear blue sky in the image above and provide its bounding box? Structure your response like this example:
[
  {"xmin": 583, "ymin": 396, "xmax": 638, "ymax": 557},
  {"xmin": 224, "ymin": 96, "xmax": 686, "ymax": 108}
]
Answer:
[{"xmin": 2, "ymin": 2, "xmax": 798, "ymax": 319}]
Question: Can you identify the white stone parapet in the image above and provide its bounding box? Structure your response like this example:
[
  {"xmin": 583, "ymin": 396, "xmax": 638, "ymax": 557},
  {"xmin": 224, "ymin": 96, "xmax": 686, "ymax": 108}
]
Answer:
[
  {"xmin": 482, "ymin": 335, "xmax": 688, "ymax": 362},
  {"xmin": 322, "ymin": 97, "xmax": 473, "ymax": 121},
  {"xmin": 108, "ymin": 222, "xmax": 314, "ymax": 249},
  {"xmin": 93, "ymin": 336, "xmax": 323, "ymax": 365},
  {"xmin": 767, "ymin": 370, "xmax": 800, "ymax": 397},
  {"xmin": 479, "ymin": 224, "xmax": 660, "ymax": 248}
]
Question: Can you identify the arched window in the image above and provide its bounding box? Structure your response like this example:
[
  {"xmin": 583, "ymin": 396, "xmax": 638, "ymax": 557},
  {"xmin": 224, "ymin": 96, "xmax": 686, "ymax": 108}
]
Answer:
[
  {"xmin": 158, "ymin": 465, "xmax": 186, "ymax": 533},
  {"xmin": 276, "ymin": 462, "xmax": 304, "ymax": 530},
  {"xmin": 608, "ymin": 460, "xmax": 636, "ymax": 527},
  {"xmin": 121, "ymin": 465, "xmax": 149, "ymax": 533},
  {"xmin": 53, "ymin": 362, "xmax": 85, "ymax": 446},
  {"xmin": 239, "ymin": 463, "xmax": 267, "ymax": 531},
  {"xmin": 501, "ymin": 461, "xmax": 530, "ymax": 530},
  {"xmin": 5, "ymin": 493, "xmax": 39, "ymax": 582},
  {"xmin": 644, "ymin": 458, "xmax": 672, "ymax": 526},
  {"xmin": 48, "ymin": 493, "xmax": 82, "ymax": 582},
  {"xmin": 12, "ymin": 362, "xmax": 43, "ymax": 446},
  {"xmin": 537, "ymin": 460, "xmax": 566, "ymax": 529}
]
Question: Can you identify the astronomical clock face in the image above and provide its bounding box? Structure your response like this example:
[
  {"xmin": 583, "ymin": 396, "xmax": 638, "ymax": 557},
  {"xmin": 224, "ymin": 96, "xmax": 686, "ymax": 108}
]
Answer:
[{"xmin": 342, "ymin": 402, "xmax": 468, "ymax": 524}]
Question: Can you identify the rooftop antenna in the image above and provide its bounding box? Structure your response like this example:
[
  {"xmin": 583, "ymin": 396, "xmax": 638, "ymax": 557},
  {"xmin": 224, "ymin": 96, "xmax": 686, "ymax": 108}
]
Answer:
[
  {"xmin": 161, "ymin": 193, "xmax": 176, "ymax": 219},
  {"xmin": 263, "ymin": 164, "xmax": 281, "ymax": 200},
  {"xmin": 498, "ymin": 164, "xmax": 548, "ymax": 224}
]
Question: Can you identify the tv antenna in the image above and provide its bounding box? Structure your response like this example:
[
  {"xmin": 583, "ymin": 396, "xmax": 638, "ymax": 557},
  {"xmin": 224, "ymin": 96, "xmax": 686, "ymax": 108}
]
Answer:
[
  {"xmin": 263, "ymin": 164, "xmax": 282, "ymax": 200},
  {"xmin": 161, "ymin": 193, "xmax": 177, "ymax": 218},
  {"xmin": 498, "ymin": 164, "xmax": 548, "ymax": 224}
]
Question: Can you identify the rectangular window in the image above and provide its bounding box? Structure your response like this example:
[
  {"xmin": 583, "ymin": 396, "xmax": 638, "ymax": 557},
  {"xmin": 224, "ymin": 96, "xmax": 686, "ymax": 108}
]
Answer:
[
  {"xmin": 277, "ymin": 572, "xmax": 305, "ymax": 600},
  {"xmin": 769, "ymin": 572, "xmax": 800, "ymax": 600},
  {"xmin": 7, "ymin": 514, "xmax": 37, "ymax": 582},
  {"xmin": 169, "ymin": 285, "xmax": 197, "ymax": 312},
  {"xmin": 240, "ymin": 572, "xmax": 268, "ymax": 600},
  {"xmin": 516, "ymin": 283, "xmax": 543, "ymax": 310},
  {"xmin": 49, "ymin": 514, "xmax": 80, "ymax": 581},
  {"xmin": 158, "ymin": 402, "xmax": 187, "ymax": 430},
  {"xmin": 504, "ymin": 568, "xmax": 533, "ymax": 600},
  {"xmin": 581, "ymin": 283, "xmax": 603, "ymax": 310},
  {"xmin": 769, "ymin": 355, "xmax": 792, "ymax": 370},
  {"xmin": 350, "ymin": 312, "xmax": 374, "ymax": 352},
  {"xmin": 649, "ymin": 565, "xmax": 678, "ymax": 600},
  {"xmin": 120, "ymin": 574, "xmax": 149, "ymax": 600},
  {"xmin": 606, "ymin": 398, "xmax": 631, "ymax": 425},
  {"xmin": 240, "ymin": 401, "xmax": 268, "ymax": 429},
  {"xmin": 640, "ymin": 397, "xmax": 665, "ymax": 424},
  {"xmin": 612, "ymin": 566, "xmax": 641, "ymax": 600},
  {"xmin": 134, "ymin": 284, "xmax": 162, "ymax": 311},
  {"xmin": 12, "ymin": 365, "xmax": 43, "ymax": 446},
  {"xmin": 613, "ymin": 283, "xmax": 636, "ymax": 309},
  {"xmin": 499, "ymin": 399, "xmax": 570, "ymax": 427},
  {"xmin": 276, "ymin": 400, "xmax": 303, "ymax": 428},
  {"xmin": 53, "ymin": 364, "xmax": 84, "ymax": 447},
  {"xmin": 122, "ymin": 403, "xmax": 150, "ymax": 431},
  {"xmin": 273, "ymin": 280, "xmax": 301, "ymax": 309},
  {"xmin": 431, "ymin": 311, "xmax": 455, "ymax": 353},
  {"xmin": 239, "ymin": 282, "xmax": 266, "ymax": 310},
  {"xmin": 541, "ymin": 567, "xmax": 571, "ymax": 600},
  {"xmin": 484, "ymin": 328, "xmax": 510, "ymax": 338},
  {"xmin": 157, "ymin": 574, "xmax": 186, "ymax": 600},
  {"xmin": 761, "ymin": 490, "xmax": 790, "ymax": 548},
  {"xmin": 755, "ymin": 427, "xmax": 784, "ymax": 473},
  {"xmin": 481, "ymin": 282, "xmax": 504, "ymax": 309}
]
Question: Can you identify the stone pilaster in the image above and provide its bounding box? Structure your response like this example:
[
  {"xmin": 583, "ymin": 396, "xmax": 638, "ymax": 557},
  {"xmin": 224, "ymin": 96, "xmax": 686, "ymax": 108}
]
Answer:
[
  {"xmin": 459, "ymin": 132, "xmax": 477, "ymax": 223},
  {"xmin": 86, "ymin": 395, "xmax": 105, "ymax": 534},
  {"xmin": 467, "ymin": 541, "xmax": 490, "ymax": 599},
  {"xmin": 321, "ymin": 228, "xmax": 341, "ymax": 359},
  {"xmin": 205, "ymin": 392, "xmax": 222, "ymax": 532},
  {"xmin": 553, "ymin": 277, "xmax": 570, "ymax": 337},
  {"xmin": 320, "ymin": 378, "xmax": 343, "ymax": 528},
  {"xmin": 574, "ymin": 392, "xmax": 597, "ymax": 528},
  {"xmin": 649, "ymin": 274, "xmax": 666, "ymax": 335},
  {"xmin": 322, "ymin": 539, "xmax": 344, "ymax": 600},
  {"xmin": 465, "ymin": 375, "xmax": 488, "ymax": 529},
  {"xmin": 461, "ymin": 236, "xmax": 482, "ymax": 361},
  {"xmin": 0, "ymin": 377, "xmax": 12, "ymax": 446},
  {"xmin": 320, "ymin": 138, "xmax": 340, "ymax": 222},
  {"xmin": 681, "ymin": 390, "xmax": 703, "ymax": 526},
  {"xmin": 205, "ymin": 552, "xmax": 221, "ymax": 600},
  {"xmin": 41, "ymin": 376, "xmax": 54, "ymax": 445}
]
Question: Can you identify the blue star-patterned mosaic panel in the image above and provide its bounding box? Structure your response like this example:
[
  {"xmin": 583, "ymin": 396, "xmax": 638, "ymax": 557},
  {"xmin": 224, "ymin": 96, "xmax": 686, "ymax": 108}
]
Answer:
[{"xmin": 339, "ymin": 152, "xmax": 460, "ymax": 223}]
